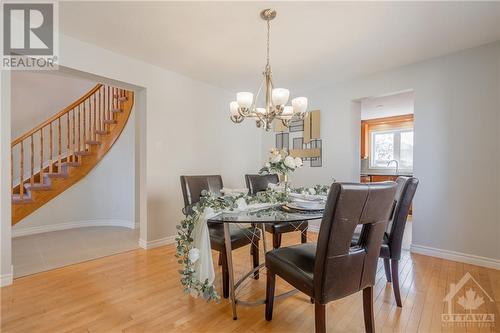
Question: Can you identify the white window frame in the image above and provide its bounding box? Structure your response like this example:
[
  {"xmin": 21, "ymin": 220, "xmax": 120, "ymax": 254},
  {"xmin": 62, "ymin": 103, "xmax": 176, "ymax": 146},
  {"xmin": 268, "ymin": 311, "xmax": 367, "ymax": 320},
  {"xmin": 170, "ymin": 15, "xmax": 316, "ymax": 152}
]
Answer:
[{"xmin": 369, "ymin": 128, "xmax": 413, "ymax": 171}]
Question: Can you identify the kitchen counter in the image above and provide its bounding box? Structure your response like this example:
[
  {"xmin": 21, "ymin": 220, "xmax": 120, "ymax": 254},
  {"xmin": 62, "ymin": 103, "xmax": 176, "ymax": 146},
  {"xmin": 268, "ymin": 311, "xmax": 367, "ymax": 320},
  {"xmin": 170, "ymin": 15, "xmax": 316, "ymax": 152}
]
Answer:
[{"xmin": 360, "ymin": 172, "xmax": 413, "ymax": 177}]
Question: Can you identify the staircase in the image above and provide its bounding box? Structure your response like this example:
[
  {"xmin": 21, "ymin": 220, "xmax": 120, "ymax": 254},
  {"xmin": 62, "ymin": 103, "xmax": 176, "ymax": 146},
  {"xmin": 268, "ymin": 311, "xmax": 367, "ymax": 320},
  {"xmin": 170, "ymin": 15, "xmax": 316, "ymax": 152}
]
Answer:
[{"xmin": 11, "ymin": 84, "xmax": 134, "ymax": 225}]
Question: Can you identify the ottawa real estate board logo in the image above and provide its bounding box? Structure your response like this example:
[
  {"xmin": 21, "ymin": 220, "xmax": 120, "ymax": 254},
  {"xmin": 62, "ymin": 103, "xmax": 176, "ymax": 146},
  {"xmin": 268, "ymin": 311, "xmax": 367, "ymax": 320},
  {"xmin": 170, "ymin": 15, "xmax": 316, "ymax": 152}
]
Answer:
[
  {"xmin": 442, "ymin": 272, "xmax": 495, "ymax": 328},
  {"xmin": 2, "ymin": 1, "xmax": 58, "ymax": 70}
]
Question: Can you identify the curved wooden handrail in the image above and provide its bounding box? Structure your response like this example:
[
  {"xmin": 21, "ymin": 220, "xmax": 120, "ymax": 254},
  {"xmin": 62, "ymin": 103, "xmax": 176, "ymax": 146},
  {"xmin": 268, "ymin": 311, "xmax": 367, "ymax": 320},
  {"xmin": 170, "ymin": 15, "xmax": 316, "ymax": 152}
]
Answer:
[
  {"xmin": 11, "ymin": 85, "xmax": 134, "ymax": 224},
  {"xmin": 11, "ymin": 84, "xmax": 103, "ymax": 146}
]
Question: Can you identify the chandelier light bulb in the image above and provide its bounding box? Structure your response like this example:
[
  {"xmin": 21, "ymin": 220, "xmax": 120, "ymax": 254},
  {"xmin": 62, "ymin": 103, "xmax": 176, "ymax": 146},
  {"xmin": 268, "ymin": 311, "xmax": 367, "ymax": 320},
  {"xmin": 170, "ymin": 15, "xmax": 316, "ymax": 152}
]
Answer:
[
  {"xmin": 282, "ymin": 105, "xmax": 293, "ymax": 115},
  {"xmin": 272, "ymin": 88, "xmax": 290, "ymax": 106},
  {"xmin": 237, "ymin": 92, "xmax": 253, "ymax": 109},
  {"xmin": 292, "ymin": 97, "xmax": 308, "ymax": 114},
  {"xmin": 229, "ymin": 101, "xmax": 239, "ymax": 115}
]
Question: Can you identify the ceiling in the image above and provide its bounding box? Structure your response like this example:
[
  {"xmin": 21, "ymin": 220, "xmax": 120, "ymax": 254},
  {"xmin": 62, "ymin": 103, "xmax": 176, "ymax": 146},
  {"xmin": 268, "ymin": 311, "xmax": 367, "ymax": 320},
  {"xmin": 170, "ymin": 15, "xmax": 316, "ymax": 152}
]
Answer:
[
  {"xmin": 361, "ymin": 91, "xmax": 414, "ymax": 120},
  {"xmin": 60, "ymin": 2, "xmax": 500, "ymax": 92}
]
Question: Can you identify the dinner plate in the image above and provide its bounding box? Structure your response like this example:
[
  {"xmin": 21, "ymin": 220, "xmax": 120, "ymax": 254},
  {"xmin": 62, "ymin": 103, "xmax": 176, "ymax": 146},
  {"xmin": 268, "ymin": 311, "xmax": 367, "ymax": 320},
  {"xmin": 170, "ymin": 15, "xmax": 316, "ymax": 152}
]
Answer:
[{"xmin": 286, "ymin": 201, "xmax": 325, "ymax": 211}]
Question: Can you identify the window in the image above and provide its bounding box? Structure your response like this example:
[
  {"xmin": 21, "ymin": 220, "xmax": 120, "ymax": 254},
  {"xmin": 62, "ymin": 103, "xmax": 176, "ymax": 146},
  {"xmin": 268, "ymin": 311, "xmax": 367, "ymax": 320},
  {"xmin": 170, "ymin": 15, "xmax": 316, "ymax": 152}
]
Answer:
[{"xmin": 370, "ymin": 128, "xmax": 413, "ymax": 170}]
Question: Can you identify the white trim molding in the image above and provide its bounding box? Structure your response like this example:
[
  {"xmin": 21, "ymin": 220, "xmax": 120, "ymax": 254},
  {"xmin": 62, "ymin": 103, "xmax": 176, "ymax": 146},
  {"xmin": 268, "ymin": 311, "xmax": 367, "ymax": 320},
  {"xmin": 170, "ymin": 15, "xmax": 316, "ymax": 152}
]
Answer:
[
  {"xmin": 12, "ymin": 219, "xmax": 136, "ymax": 238},
  {"xmin": 138, "ymin": 235, "xmax": 176, "ymax": 249},
  {"xmin": 411, "ymin": 244, "xmax": 500, "ymax": 270},
  {"xmin": 1, "ymin": 265, "xmax": 13, "ymax": 287}
]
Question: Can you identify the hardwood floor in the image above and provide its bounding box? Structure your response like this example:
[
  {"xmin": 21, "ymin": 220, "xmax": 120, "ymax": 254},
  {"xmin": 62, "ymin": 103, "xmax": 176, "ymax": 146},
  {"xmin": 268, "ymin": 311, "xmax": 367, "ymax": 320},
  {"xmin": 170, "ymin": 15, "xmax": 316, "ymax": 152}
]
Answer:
[{"xmin": 1, "ymin": 233, "xmax": 499, "ymax": 333}]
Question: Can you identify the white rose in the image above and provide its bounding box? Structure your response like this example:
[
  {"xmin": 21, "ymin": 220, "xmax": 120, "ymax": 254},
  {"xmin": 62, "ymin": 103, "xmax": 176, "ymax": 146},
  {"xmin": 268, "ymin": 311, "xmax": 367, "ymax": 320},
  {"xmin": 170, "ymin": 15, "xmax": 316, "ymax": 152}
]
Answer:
[
  {"xmin": 265, "ymin": 162, "xmax": 271, "ymax": 168},
  {"xmin": 190, "ymin": 289, "xmax": 199, "ymax": 298},
  {"xmin": 294, "ymin": 157, "xmax": 303, "ymax": 168},
  {"xmin": 308, "ymin": 187, "xmax": 317, "ymax": 195},
  {"xmin": 284, "ymin": 156, "xmax": 296, "ymax": 169},
  {"xmin": 188, "ymin": 248, "xmax": 200, "ymax": 263},
  {"xmin": 271, "ymin": 154, "xmax": 282, "ymax": 163}
]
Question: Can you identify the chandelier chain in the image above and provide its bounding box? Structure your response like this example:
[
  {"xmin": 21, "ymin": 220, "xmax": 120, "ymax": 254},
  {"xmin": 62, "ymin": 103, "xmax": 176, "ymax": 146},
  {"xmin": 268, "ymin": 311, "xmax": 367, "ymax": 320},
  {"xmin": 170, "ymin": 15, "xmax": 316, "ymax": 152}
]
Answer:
[{"xmin": 266, "ymin": 18, "xmax": 270, "ymax": 70}]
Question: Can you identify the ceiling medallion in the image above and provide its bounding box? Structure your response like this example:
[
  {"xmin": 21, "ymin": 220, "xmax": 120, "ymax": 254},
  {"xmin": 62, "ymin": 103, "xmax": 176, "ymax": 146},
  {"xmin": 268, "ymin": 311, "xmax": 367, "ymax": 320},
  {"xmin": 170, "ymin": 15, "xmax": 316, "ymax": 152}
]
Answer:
[{"xmin": 229, "ymin": 9, "xmax": 308, "ymax": 131}]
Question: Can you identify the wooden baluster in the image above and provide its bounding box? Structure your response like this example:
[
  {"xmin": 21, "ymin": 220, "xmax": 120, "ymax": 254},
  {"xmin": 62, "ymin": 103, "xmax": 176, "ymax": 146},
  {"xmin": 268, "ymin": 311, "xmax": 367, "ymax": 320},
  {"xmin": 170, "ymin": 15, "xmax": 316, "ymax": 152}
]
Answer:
[
  {"xmin": 88, "ymin": 97, "xmax": 92, "ymax": 142},
  {"xmin": 93, "ymin": 94, "xmax": 97, "ymax": 140},
  {"xmin": 66, "ymin": 113, "xmax": 70, "ymax": 163},
  {"xmin": 88, "ymin": 96, "xmax": 96, "ymax": 140},
  {"xmin": 40, "ymin": 128, "xmax": 44, "ymax": 182},
  {"xmin": 49, "ymin": 123, "xmax": 53, "ymax": 173},
  {"xmin": 72, "ymin": 109, "xmax": 76, "ymax": 162},
  {"xmin": 98, "ymin": 87, "xmax": 102, "ymax": 132},
  {"xmin": 20, "ymin": 141, "xmax": 24, "ymax": 199},
  {"xmin": 58, "ymin": 118, "xmax": 62, "ymax": 172},
  {"xmin": 82, "ymin": 102, "xmax": 85, "ymax": 153},
  {"xmin": 107, "ymin": 86, "xmax": 110, "ymax": 125},
  {"xmin": 30, "ymin": 135, "xmax": 34, "ymax": 186},
  {"xmin": 77, "ymin": 105, "xmax": 81, "ymax": 161}
]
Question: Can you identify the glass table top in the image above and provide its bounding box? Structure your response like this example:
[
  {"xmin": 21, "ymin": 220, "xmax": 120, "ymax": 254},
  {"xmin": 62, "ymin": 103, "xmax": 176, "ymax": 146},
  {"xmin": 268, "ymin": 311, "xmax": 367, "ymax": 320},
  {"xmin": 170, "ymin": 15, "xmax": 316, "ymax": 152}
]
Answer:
[{"xmin": 208, "ymin": 206, "xmax": 324, "ymax": 224}]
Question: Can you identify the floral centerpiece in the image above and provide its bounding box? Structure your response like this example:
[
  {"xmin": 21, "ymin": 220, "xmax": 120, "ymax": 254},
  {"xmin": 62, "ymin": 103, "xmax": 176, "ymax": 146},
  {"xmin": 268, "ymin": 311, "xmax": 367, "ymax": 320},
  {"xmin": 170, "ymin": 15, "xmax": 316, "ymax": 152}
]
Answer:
[{"xmin": 259, "ymin": 148, "xmax": 303, "ymax": 192}]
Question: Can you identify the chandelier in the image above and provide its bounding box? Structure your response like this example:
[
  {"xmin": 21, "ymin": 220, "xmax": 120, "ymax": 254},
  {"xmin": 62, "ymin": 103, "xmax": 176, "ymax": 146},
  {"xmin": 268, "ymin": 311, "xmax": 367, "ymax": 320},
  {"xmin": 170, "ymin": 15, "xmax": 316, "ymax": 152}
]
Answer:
[{"xmin": 229, "ymin": 9, "xmax": 308, "ymax": 131}]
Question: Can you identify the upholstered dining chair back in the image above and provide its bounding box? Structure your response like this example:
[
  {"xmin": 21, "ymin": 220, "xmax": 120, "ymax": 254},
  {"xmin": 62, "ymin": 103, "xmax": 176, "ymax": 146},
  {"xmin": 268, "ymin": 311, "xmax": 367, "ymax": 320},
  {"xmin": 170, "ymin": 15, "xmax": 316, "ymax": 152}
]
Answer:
[
  {"xmin": 180, "ymin": 175, "xmax": 224, "ymax": 208},
  {"xmin": 386, "ymin": 176, "xmax": 419, "ymax": 261},
  {"xmin": 314, "ymin": 182, "xmax": 397, "ymax": 304},
  {"xmin": 245, "ymin": 174, "xmax": 279, "ymax": 195}
]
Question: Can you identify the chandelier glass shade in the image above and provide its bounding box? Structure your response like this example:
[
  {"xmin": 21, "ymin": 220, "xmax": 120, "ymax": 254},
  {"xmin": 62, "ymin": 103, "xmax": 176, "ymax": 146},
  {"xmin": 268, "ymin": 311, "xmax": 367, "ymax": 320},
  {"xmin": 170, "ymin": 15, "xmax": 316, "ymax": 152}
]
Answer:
[{"xmin": 229, "ymin": 9, "xmax": 309, "ymax": 131}]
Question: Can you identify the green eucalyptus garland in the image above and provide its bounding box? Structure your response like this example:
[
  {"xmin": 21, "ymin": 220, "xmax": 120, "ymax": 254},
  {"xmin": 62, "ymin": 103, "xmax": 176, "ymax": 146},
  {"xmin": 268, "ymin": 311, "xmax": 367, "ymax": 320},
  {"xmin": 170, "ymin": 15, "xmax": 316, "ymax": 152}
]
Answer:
[{"xmin": 175, "ymin": 185, "xmax": 329, "ymax": 301}]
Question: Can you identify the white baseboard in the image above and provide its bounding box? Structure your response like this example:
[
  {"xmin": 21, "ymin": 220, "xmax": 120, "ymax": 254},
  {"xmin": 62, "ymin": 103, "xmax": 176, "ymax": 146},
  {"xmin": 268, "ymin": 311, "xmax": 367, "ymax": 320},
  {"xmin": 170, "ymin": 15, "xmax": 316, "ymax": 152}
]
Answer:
[
  {"xmin": 1, "ymin": 265, "xmax": 13, "ymax": 287},
  {"xmin": 410, "ymin": 244, "xmax": 500, "ymax": 270},
  {"xmin": 138, "ymin": 235, "xmax": 176, "ymax": 249},
  {"xmin": 12, "ymin": 219, "xmax": 136, "ymax": 238}
]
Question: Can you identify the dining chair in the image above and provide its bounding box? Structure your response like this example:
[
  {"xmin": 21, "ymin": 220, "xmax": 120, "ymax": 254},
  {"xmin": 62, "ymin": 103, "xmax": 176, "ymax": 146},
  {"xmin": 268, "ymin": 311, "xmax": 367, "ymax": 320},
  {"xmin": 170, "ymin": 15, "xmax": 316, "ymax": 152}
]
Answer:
[
  {"xmin": 265, "ymin": 182, "xmax": 397, "ymax": 333},
  {"xmin": 355, "ymin": 176, "xmax": 419, "ymax": 307},
  {"xmin": 245, "ymin": 174, "xmax": 308, "ymax": 248},
  {"xmin": 180, "ymin": 175, "xmax": 261, "ymax": 298}
]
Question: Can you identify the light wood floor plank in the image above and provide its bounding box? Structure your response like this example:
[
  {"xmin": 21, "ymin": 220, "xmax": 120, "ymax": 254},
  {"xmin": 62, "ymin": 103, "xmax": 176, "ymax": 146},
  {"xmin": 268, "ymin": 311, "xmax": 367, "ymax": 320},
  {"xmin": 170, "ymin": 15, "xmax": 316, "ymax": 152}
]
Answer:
[{"xmin": 1, "ymin": 233, "xmax": 499, "ymax": 333}]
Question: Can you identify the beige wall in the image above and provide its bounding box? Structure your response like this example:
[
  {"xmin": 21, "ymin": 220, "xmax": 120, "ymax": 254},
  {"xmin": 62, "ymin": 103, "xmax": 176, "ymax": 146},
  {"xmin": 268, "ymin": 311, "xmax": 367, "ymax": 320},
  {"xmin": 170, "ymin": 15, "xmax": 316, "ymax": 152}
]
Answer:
[
  {"xmin": 11, "ymin": 71, "xmax": 95, "ymax": 139},
  {"xmin": 262, "ymin": 42, "xmax": 500, "ymax": 265}
]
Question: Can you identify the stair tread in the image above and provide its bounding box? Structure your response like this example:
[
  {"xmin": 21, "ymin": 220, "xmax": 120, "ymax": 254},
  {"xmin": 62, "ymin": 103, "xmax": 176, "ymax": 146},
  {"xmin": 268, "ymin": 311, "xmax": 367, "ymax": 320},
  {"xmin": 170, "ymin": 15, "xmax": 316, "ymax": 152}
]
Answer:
[
  {"xmin": 96, "ymin": 130, "xmax": 110, "ymax": 135},
  {"xmin": 12, "ymin": 193, "xmax": 33, "ymax": 203},
  {"xmin": 57, "ymin": 161, "xmax": 80, "ymax": 167},
  {"xmin": 110, "ymin": 108, "xmax": 123, "ymax": 113},
  {"xmin": 75, "ymin": 150, "xmax": 91, "ymax": 156},
  {"xmin": 85, "ymin": 140, "xmax": 101, "ymax": 145},
  {"xmin": 46, "ymin": 172, "xmax": 68, "ymax": 178},
  {"xmin": 24, "ymin": 182, "xmax": 51, "ymax": 189},
  {"xmin": 103, "ymin": 119, "xmax": 117, "ymax": 124}
]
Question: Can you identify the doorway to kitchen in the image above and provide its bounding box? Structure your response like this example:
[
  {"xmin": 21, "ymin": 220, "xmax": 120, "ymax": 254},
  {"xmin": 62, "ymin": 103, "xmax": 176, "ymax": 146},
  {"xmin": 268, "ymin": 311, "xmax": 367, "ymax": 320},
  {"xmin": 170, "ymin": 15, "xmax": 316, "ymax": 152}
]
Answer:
[{"xmin": 357, "ymin": 90, "xmax": 414, "ymax": 249}]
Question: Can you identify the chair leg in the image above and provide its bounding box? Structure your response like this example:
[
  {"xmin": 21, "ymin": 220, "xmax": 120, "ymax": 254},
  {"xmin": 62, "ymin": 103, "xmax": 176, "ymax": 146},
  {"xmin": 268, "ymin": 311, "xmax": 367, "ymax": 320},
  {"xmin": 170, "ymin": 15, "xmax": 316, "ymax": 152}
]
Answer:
[
  {"xmin": 301, "ymin": 229, "xmax": 307, "ymax": 243},
  {"xmin": 252, "ymin": 240, "xmax": 259, "ymax": 280},
  {"xmin": 391, "ymin": 259, "xmax": 402, "ymax": 307},
  {"xmin": 273, "ymin": 233, "xmax": 282, "ymax": 249},
  {"xmin": 383, "ymin": 258, "xmax": 392, "ymax": 282},
  {"xmin": 314, "ymin": 302, "xmax": 326, "ymax": 333},
  {"xmin": 363, "ymin": 286, "xmax": 375, "ymax": 333},
  {"xmin": 221, "ymin": 250, "xmax": 229, "ymax": 299},
  {"xmin": 265, "ymin": 270, "xmax": 276, "ymax": 321},
  {"xmin": 218, "ymin": 253, "xmax": 222, "ymax": 266}
]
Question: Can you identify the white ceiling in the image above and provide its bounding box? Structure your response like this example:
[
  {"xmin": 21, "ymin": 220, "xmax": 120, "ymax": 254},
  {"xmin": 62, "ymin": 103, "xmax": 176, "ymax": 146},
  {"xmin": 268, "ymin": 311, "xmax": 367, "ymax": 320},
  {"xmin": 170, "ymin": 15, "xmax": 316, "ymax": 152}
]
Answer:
[
  {"xmin": 60, "ymin": 2, "xmax": 500, "ymax": 92},
  {"xmin": 361, "ymin": 91, "xmax": 414, "ymax": 120}
]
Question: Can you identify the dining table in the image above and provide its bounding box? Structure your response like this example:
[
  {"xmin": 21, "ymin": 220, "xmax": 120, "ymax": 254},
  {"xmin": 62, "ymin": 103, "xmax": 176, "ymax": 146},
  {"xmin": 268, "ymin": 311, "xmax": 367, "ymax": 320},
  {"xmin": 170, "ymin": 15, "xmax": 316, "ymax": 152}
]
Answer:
[{"xmin": 208, "ymin": 206, "xmax": 324, "ymax": 320}]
